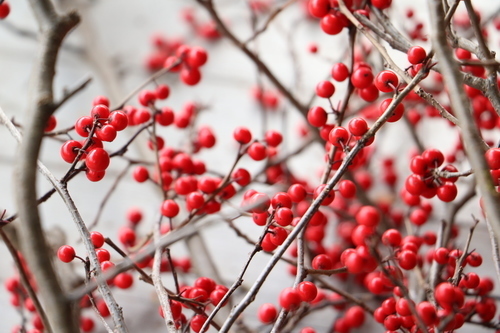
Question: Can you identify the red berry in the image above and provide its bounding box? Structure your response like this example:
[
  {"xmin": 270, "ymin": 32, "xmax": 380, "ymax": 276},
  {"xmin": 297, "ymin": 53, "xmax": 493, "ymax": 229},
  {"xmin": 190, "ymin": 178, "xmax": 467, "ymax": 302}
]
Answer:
[
  {"xmin": 258, "ymin": 303, "xmax": 278, "ymax": 323},
  {"xmin": 57, "ymin": 245, "xmax": 76, "ymax": 263},
  {"xmin": 308, "ymin": 0, "xmax": 330, "ymax": 18},
  {"xmin": 315, "ymin": 81, "xmax": 335, "ymax": 98},
  {"xmin": 91, "ymin": 104, "xmax": 110, "ymax": 120},
  {"xmin": 320, "ymin": 13, "xmax": 344, "ymax": 35},
  {"xmin": 75, "ymin": 116, "xmax": 94, "ymax": 137},
  {"xmin": 407, "ymin": 46, "xmax": 427, "ymax": 64},
  {"xmin": 161, "ymin": 199, "xmax": 180, "ymax": 217},
  {"xmin": 485, "ymin": 148, "xmax": 500, "ymax": 170},
  {"xmin": 0, "ymin": 2, "xmax": 11, "ymax": 19},
  {"xmin": 374, "ymin": 70, "xmax": 399, "ymax": 93},
  {"xmin": 190, "ymin": 314, "xmax": 208, "ymax": 333},
  {"xmin": 307, "ymin": 106, "xmax": 328, "ymax": 127},
  {"xmin": 379, "ymin": 98, "xmax": 404, "ymax": 122},
  {"xmin": 247, "ymin": 142, "xmax": 267, "ymax": 161},
  {"xmin": 60, "ymin": 140, "xmax": 83, "ymax": 163},
  {"xmin": 436, "ymin": 181, "xmax": 457, "ymax": 202},
  {"xmin": 133, "ymin": 166, "xmax": 149, "ymax": 183},
  {"xmin": 355, "ymin": 205, "xmax": 380, "ymax": 227},
  {"xmin": 371, "ymin": 0, "xmax": 392, "ymax": 10},
  {"xmin": 86, "ymin": 148, "xmax": 110, "ymax": 172},
  {"xmin": 90, "ymin": 231, "xmax": 105, "ymax": 248},
  {"xmin": 297, "ymin": 281, "xmax": 317, "ymax": 302},
  {"xmin": 351, "ymin": 67, "xmax": 374, "ymax": 89},
  {"xmin": 109, "ymin": 111, "xmax": 129, "ymax": 131},
  {"xmin": 155, "ymin": 84, "xmax": 170, "ymax": 99},
  {"xmin": 279, "ymin": 287, "xmax": 302, "ymax": 311},
  {"xmin": 92, "ymin": 96, "xmax": 110, "ymax": 107},
  {"xmin": 186, "ymin": 47, "xmax": 208, "ymax": 67},
  {"xmin": 45, "ymin": 115, "xmax": 57, "ymax": 132},
  {"xmin": 114, "ymin": 272, "xmax": 134, "ymax": 289},
  {"xmin": 233, "ymin": 127, "xmax": 252, "ymax": 144},
  {"xmin": 156, "ymin": 107, "xmax": 174, "ymax": 126},
  {"xmin": 95, "ymin": 124, "xmax": 117, "ymax": 142},
  {"xmin": 328, "ymin": 127, "xmax": 349, "ymax": 147},
  {"xmin": 265, "ymin": 130, "xmax": 283, "ymax": 147},
  {"xmin": 180, "ymin": 67, "xmax": 201, "ymax": 85},
  {"xmin": 338, "ymin": 179, "xmax": 356, "ymax": 198},
  {"xmin": 348, "ymin": 117, "xmax": 368, "ymax": 136},
  {"xmin": 331, "ymin": 63, "xmax": 349, "ymax": 81},
  {"xmin": 382, "ymin": 229, "xmax": 402, "ymax": 247},
  {"xmin": 344, "ymin": 305, "xmax": 365, "ymax": 328}
]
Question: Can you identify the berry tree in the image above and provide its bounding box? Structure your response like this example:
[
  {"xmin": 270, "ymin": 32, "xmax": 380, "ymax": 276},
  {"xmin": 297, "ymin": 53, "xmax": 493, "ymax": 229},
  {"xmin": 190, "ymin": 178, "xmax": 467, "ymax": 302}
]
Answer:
[{"xmin": 1, "ymin": 0, "xmax": 500, "ymax": 332}]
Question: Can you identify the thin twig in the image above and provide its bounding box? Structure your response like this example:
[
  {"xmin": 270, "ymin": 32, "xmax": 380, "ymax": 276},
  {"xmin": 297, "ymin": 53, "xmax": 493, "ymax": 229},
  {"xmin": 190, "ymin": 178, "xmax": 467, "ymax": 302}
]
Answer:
[{"xmin": 152, "ymin": 215, "xmax": 178, "ymax": 332}]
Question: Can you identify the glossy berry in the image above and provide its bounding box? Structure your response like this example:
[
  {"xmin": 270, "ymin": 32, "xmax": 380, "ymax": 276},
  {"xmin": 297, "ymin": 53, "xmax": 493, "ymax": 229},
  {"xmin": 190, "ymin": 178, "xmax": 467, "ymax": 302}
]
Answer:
[
  {"xmin": 436, "ymin": 182, "xmax": 457, "ymax": 202},
  {"xmin": 258, "ymin": 303, "xmax": 278, "ymax": 323},
  {"xmin": 60, "ymin": 140, "xmax": 83, "ymax": 163},
  {"xmin": 91, "ymin": 104, "xmax": 110, "ymax": 120},
  {"xmin": 338, "ymin": 179, "xmax": 356, "ymax": 198},
  {"xmin": 485, "ymin": 148, "xmax": 500, "ymax": 170},
  {"xmin": 297, "ymin": 281, "xmax": 317, "ymax": 302},
  {"xmin": 233, "ymin": 127, "xmax": 252, "ymax": 144},
  {"xmin": 371, "ymin": 0, "xmax": 392, "ymax": 10},
  {"xmin": 379, "ymin": 98, "xmax": 404, "ymax": 122},
  {"xmin": 374, "ymin": 70, "xmax": 399, "ymax": 93},
  {"xmin": 161, "ymin": 199, "xmax": 180, "ymax": 217},
  {"xmin": 109, "ymin": 111, "xmax": 129, "ymax": 131},
  {"xmin": 356, "ymin": 206, "xmax": 380, "ymax": 227},
  {"xmin": 75, "ymin": 116, "xmax": 94, "ymax": 137},
  {"xmin": 247, "ymin": 142, "xmax": 267, "ymax": 161},
  {"xmin": 45, "ymin": 115, "xmax": 57, "ymax": 132},
  {"xmin": 186, "ymin": 47, "xmax": 208, "ymax": 67},
  {"xmin": 382, "ymin": 229, "xmax": 402, "ymax": 247},
  {"xmin": 90, "ymin": 231, "xmax": 105, "ymax": 248},
  {"xmin": 351, "ymin": 67, "xmax": 374, "ymax": 89},
  {"xmin": 265, "ymin": 130, "xmax": 283, "ymax": 147},
  {"xmin": 308, "ymin": 0, "xmax": 330, "ymax": 18},
  {"xmin": 331, "ymin": 63, "xmax": 349, "ymax": 81},
  {"xmin": 307, "ymin": 106, "xmax": 328, "ymax": 127},
  {"xmin": 320, "ymin": 14, "xmax": 344, "ymax": 35},
  {"xmin": 315, "ymin": 81, "xmax": 335, "ymax": 98},
  {"xmin": 279, "ymin": 287, "xmax": 302, "ymax": 311},
  {"xmin": 0, "ymin": 2, "xmax": 11, "ymax": 19},
  {"xmin": 86, "ymin": 148, "xmax": 110, "ymax": 172},
  {"xmin": 95, "ymin": 125, "xmax": 117, "ymax": 142},
  {"xmin": 232, "ymin": 168, "xmax": 251, "ymax": 186},
  {"xmin": 347, "ymin": 117, "xmax": 368, "ymax": 136},
  {"xmin": 155, "ymin": 84, "xmax": 170, "ymax": 99},
  {"xmin": 407, "ymin": 46, "xmax": 427, "ymax": 64},
  {"xmin": 180, "ymin": 67, "xmax": 201, "ymax": 85},
  {"xmin": 57, "ymin": 245, "xmax": 76, "ymax": 263},
  {"xmin": 133, "ymin": 166, "xmax": 149, "ymax": 183},
  {"xmin": 190, "ymin": 314, "xmax": 208, "ymax": 333},
  {"xmin": 328, "ymin": 127, "xmax": 349, "ymax": 147},
  {"xmin": 114, "ymin": 272, "xmax": 134, "ymax": 289}
]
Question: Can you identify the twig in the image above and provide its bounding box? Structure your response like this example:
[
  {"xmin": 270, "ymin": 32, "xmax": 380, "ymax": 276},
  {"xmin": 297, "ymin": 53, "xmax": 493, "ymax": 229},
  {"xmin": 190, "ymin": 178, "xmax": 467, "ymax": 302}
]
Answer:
[
  {"xmin": 113, "ymin": 59, "xmax": 182, "ymax": 110},
  {"xmin": 451, "ymin": 217, "xmax": 479, "ymax": 285},
  {"xmin": 243, "ymin": 0, "xmax": 297, "ymax": 45},
  {"xmin": 52, "ymin": 76, "xmax": 92, "ymax": 110},
  {"xmin": 89, "ymin": 163, "xmax": 131, "ymax": 230},
  {"xmin": 152, "ymin": 215, "xmax": 178, "ymax": 332}
]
